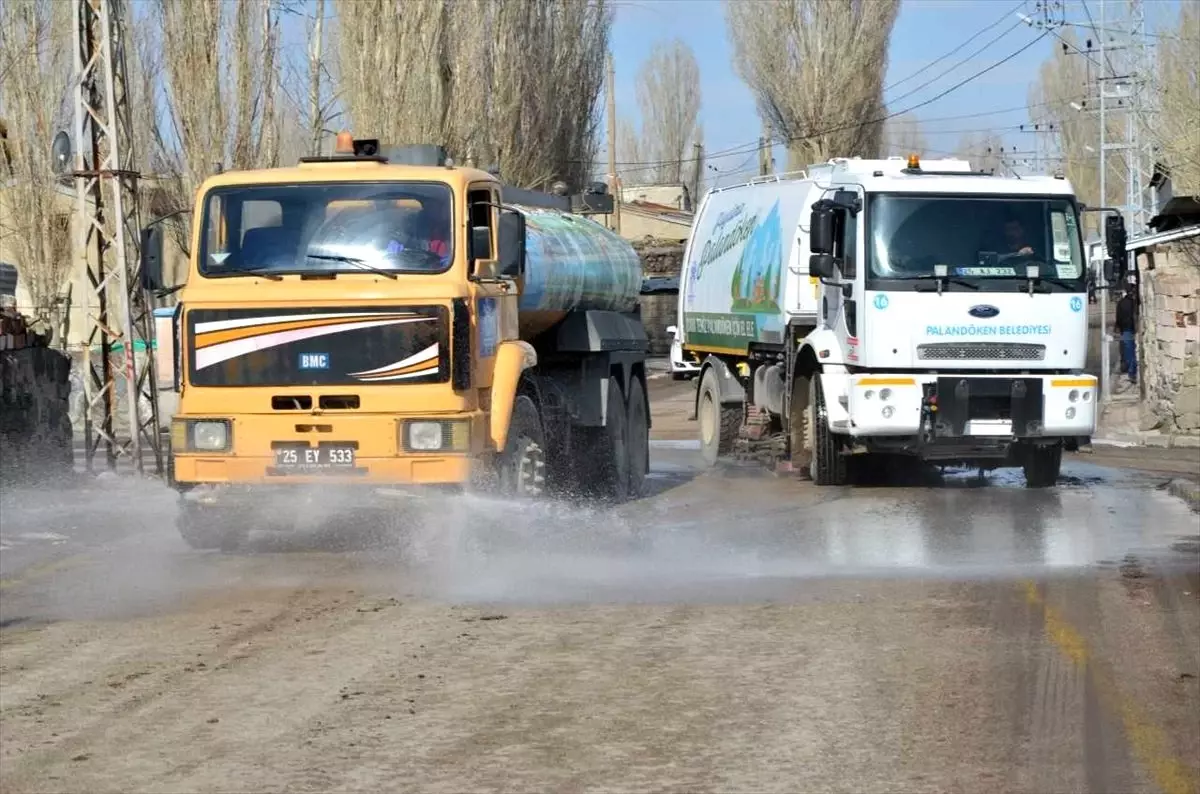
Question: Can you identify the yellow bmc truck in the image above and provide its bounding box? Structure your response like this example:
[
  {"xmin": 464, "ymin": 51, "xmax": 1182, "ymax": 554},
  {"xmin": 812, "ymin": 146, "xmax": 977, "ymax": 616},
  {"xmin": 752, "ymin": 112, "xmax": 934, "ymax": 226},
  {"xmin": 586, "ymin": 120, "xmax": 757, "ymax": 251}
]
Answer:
[{"xmin": 141, "ymin": 134, "xmax": 662, "ymax": 550}]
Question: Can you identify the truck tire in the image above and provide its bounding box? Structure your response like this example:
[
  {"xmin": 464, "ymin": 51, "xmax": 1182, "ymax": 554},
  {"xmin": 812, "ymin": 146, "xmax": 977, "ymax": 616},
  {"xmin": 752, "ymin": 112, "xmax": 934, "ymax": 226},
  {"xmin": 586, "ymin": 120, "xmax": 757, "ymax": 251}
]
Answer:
[
  {"xmin": 626, "ymin": 376, "xmax": 649, "ymax": 498},
  {"xmin": 499, "ymin": 393, "xmax": 547, "ymax": 498},
  {"xmin": 809, "ymin": 373, "xmax": 849, "ymax": 486},
  {"xmin": 698, "ymin": 368, "xmax": 739, "ymax": 467},
  {"xmin": 590, "ymin": 376, "xmax": 630, "ymax": 503},
  {"xmin": 1022, "ymin": 443, "xmax": 1062, "ymax": 488},
  {"xmin": 177, "ymin": 502, "xmax": 245, "ymax": 552}
]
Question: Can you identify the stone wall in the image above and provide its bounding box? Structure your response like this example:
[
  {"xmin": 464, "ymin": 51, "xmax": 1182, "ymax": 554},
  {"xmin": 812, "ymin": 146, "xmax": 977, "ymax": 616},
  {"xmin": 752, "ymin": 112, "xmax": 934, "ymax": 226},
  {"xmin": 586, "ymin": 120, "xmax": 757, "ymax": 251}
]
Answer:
[
  {"xmin": 634, "ymin": 240, "xmax": 684, "ymax": 355},
  {"xmin": 0, "ymin": 333, "xmax": 73, "ymax": 482},
  {"xmin": 1137, "ymin": 240, "xmax": 1200, "ymax": 433}
]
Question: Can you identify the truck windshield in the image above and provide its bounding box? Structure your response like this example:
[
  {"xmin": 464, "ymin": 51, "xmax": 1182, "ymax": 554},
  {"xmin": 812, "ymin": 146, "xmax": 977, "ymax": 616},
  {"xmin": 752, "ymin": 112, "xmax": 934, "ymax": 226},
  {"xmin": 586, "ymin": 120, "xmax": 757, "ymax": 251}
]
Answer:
[
  {"xmin": 866, "ymin": 194, "xmax": 1085, "ymax": 289},
  {"xmin": 198, "ymin": 181, "xmax": 454, "ymax": 277}
]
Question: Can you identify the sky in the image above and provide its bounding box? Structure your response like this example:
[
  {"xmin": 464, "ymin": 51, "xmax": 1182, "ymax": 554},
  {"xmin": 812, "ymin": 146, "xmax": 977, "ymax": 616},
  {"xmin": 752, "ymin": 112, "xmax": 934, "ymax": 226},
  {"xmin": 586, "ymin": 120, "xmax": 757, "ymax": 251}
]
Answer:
[{"xmin": 605, "ymin": 0, "xmax": 1181, "ymax": 190}]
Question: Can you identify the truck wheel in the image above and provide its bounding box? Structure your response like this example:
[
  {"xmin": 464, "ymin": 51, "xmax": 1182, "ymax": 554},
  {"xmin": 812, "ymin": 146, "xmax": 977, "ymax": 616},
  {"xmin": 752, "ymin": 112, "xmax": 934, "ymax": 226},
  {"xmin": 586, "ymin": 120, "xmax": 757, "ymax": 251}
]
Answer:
[
  {"xmin": 177, "ymin": 503, "xmax": 245, "ymax": 552},
  {"xmin": 590, "ymin": 376, "xmax": 630, "ymax": 502},
  {"xmin": 809, "ymin": 373, "xmax": 848, "ymax": 486},
  {"xmin": 698, "ymin": 369, "xmax": 739, "ymax": 467},
  {"xmin": 499, "ymin": 394, "xmax": 546, "ymax": 498},
  {"xmin": 1022, "ymin": 443, "xmax": 1062, "ymax": 488},
  {"xmin": 626, "ymin": 376, "xmax": 649, "ymax": 498}
]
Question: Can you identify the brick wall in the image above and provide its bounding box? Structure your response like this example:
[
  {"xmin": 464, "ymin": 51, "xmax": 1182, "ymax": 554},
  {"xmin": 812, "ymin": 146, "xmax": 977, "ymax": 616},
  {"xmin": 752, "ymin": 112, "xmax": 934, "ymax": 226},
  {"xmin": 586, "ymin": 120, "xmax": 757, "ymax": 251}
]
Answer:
[
  {"xmin": 634, "ymin": 240, "xmax": 684, "ymax": 355},
  {"xmin": 1137, "ymin": 240, "xmax": 1200, "ymax": 433}
]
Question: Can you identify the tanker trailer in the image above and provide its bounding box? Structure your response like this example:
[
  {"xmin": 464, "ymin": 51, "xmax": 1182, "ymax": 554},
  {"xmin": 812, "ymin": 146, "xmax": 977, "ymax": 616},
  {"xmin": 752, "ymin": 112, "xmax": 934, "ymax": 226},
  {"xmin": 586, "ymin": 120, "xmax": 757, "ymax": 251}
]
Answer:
[
  {"xmin": 141, "ymin": 135, "xmax": 669, "ymax": 550},
  {"xmin": 494, "ymin": 197, "xmax": 653, "ymax": 503}
]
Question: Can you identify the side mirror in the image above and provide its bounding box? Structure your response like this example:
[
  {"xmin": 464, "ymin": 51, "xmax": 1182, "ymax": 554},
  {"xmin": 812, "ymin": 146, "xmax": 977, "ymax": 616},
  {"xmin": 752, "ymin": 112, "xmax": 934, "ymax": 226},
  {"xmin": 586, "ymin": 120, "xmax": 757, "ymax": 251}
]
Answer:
[
  {"xmin": 498, "ymin": 209, "xmax": 526, "ymax": 277},
  {"xmin": 810, "ymin": 204, "xmax": 835, "ymax": 255},
  {"xmin": 140, "ymin": 224, "xmax": 164, "ymax": 291},
  {"xmin": 470, "ymin": 226, "xmax": 492, "ymax": 262},
  {"xmin": 809, "ymin": 253, "xmax": 835, "ymax": 280}
]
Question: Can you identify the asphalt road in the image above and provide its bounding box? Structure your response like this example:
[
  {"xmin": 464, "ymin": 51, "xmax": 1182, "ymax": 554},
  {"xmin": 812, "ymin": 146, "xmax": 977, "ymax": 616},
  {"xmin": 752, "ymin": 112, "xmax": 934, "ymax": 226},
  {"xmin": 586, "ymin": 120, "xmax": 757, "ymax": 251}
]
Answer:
[{"xmin": 2, "ymin": 375, "xmax": 1198, "ymax": 793}]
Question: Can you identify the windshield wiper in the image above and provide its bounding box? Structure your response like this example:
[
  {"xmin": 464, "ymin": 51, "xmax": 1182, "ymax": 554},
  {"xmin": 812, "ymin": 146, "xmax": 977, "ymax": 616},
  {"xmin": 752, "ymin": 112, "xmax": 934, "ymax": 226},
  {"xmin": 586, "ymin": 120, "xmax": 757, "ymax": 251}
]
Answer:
[
  {"xmin": 911, "ymin": 274, "xmax": 980, "ymax": 291},
  {"xmin": 1029, "ymin": 275, "xmax": 1079, "ymax": 292},
  {"xmin": 305, "ymin": 253, "xmax": 397, "ymax": 280},
  {"xmin": 207, "ymin": 267, "xmax": 284, "ymax": 281}
]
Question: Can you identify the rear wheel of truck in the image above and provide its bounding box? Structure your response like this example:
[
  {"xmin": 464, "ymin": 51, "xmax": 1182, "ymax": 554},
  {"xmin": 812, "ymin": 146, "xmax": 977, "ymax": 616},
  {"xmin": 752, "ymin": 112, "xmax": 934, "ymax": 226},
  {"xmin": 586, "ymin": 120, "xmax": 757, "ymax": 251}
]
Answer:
[
  {"xmin": 499, "ymin": 394, "xmax": 547, "ymax": 499},
  {"xmin": 177, "ymin": 503, "xmax": 245, "ymax": 552},
  {"xmin": 698, "ymin": 368, "xmax": 739, "ymax": 467},
  {"xmin": 1022, "ymin": 443, "xmax": 1062, "ymax": 488},
  {"xmin": 808, "ymin": 373, "xmax": 849, "ymax": 486},
  {"xmin": 626, "ymin": 376, "xmax": 649, "ymax": 498},
  {"xmin": 589, "ymin": 376, "xmax": 630, "ymax": 503}
]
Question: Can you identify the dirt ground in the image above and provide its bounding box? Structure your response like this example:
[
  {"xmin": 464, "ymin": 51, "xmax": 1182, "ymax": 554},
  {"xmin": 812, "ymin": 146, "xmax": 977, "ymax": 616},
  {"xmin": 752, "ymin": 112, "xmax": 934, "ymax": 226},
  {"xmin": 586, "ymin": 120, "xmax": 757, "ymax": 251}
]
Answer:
[{"xmin": 2, "ymin": 375, "xmax": 1199, "ymax": 793}]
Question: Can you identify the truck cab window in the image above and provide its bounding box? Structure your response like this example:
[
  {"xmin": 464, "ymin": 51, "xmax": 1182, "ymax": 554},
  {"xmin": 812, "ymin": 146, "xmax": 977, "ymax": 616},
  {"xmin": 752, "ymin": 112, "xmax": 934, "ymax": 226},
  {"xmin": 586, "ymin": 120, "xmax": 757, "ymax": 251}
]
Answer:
[
  {"xmin": 468, "ymin": 188, "xmax": 495, "ymax": 265},
  {"xmin": 834, "ymin": 208, "xmax": 858, "ymax": 279}
]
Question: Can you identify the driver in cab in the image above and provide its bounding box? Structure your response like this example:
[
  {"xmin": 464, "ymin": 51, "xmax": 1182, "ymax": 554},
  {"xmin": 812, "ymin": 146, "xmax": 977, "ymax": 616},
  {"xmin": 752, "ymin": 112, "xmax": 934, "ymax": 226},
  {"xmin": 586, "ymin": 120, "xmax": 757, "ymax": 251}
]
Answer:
[
  {"xmin": 1000, "ymin": 216, "xmax": 1037, "ymax": 260},
  {"xmin": 383, "ymin": 201, "xmax": 450, "ymax": 268}
]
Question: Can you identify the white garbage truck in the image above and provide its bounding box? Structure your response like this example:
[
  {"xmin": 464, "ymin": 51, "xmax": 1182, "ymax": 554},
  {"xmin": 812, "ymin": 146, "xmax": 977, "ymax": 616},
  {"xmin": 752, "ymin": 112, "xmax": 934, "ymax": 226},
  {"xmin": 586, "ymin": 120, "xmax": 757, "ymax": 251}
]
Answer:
[{"xmin": 677, "ymin": 154, "xmax": 1103, "ymax": 487}]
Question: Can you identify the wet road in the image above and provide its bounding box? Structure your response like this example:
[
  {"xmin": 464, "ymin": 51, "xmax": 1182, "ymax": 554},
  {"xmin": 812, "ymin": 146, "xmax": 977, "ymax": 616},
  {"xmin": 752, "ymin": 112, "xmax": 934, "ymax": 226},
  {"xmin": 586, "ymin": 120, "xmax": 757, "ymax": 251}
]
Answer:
[{"xmin": 2, "ymin": 378, "xmax": 1199, "ymax": 793}]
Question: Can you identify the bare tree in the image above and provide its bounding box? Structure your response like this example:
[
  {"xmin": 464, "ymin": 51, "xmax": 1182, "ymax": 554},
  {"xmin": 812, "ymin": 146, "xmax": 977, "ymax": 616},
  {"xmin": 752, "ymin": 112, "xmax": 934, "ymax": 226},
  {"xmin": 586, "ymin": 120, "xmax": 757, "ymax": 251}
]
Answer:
[
  {"xmin": 149, "ymin": 0, "xmax": 283, "ymax": 259},
  {"xmin": 618, "ymin": 118, "xmax": 648, "ymax": 187},
  {"xmin": 1153, "ymin": 2, "xmax": 1200, "ymax": 193},
  {"xmin": 881, "ymin": 112, "xmax": 926, "ymax": 158},
  {"xmin": 726, "ymin": 0, "xmax": 900, "ymax": 169},
  {"xmin": 633, "ymin": 38, "xmax": 702, "ymax": 185},
  {"xmin": 334, "ymin": 0, "xmax": 612, "ymax": 191},
  {"xmin": 0, "ymin": 0, "xmax": 73, "ymax": 331},
  {"xmin": 954, "ymin": 132, "xmax": 1006, "ymax": 175}
]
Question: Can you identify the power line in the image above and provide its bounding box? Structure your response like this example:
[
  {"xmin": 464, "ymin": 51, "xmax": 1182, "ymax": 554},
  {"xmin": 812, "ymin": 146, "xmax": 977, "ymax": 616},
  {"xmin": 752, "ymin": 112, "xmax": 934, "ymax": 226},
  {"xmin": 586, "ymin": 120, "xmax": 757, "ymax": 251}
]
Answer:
[
  {"xmin": 606, "ymin": 29, "xmax": 1052, "ymax": 176},
  {"xmin": 883, "ymin": 1, "xmax": 1027, "ymax": 92},
  {"xmin": 886, "ymin": 18, "xmax": 1028, "ymax": 109}
]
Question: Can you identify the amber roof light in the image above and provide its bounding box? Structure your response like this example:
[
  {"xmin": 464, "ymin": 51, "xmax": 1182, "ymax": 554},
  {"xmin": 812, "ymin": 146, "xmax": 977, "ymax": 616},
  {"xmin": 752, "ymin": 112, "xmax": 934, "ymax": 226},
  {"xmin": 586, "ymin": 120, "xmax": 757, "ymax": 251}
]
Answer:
[
  {"xmin": 907, "ymin": 153, "xmax": 920, "ymax": 170},
  {"xmin": 334, "ymin": 130, "xmax": 354, "ymax": 154}
]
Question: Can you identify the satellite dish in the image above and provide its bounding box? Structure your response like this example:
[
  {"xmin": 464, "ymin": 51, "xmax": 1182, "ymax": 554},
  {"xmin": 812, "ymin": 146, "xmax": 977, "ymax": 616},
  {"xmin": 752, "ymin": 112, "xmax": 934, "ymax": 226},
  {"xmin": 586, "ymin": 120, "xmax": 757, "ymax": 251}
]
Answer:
[{"xmin": 51, "ymin": 130, "xmax": 72, "ymax": 176}]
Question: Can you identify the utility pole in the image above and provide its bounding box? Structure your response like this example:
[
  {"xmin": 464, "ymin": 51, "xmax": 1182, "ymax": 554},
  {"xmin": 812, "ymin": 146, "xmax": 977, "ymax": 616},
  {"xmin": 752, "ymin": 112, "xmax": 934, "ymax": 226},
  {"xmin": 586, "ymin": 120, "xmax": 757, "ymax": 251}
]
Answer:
[
  {"xmin": 606, "ymin": 52, "xmax": 621, "ymax": 234},
  {"xmin": 689, "ymin": 141, "xmax": 704, "ymax": 209},
  {"xmin": 759, "ymin": 120, "xmax": 774, "ymax": 177},
  {"xmin": 72, "ymin": 0, "xmax": 162, "ymax": 475},
  {"xmin": 309, "ymin": 0, "xmax": 325, "ymax": 157},
  {"xmin": 1099, "ymin": 0, "xmax": 1111, "ymax": 404}
]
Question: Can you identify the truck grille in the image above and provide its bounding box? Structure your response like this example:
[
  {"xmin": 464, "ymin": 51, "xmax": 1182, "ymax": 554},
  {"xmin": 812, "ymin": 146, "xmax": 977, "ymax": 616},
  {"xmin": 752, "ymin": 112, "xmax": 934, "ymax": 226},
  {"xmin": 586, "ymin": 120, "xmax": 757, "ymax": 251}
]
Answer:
[{"xmin": 917, "ymin": 342, "xmax": 1046, "ymax": 361}]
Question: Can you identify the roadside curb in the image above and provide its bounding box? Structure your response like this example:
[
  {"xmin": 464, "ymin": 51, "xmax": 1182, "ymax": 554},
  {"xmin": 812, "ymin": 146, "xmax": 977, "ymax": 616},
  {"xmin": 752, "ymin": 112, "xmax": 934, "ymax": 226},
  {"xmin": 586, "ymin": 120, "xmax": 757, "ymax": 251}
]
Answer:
[
  {"xmin": 1166, "ymin": 479, "xmax": 1200, "ymax": 513},
  {"xmin": 1092, "ymin": 434, "xmax": 1200, "ymax": 450}
]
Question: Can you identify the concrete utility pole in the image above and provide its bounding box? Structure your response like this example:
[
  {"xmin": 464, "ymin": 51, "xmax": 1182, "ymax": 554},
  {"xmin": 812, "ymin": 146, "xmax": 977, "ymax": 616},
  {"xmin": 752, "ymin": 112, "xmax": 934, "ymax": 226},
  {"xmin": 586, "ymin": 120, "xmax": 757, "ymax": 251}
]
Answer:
[
  {"xmin": 72, "ymin": 0, "xmax": 162, "ymax": 475},
  {"xmin": 606, "ymin": 52, "xmax": 621, "ymax": 234},
  {"xmin": 759, "ymin": 120, "xmax": 774, "ymax": 177},
  {"xmin": 309, "ymin": 0, "xmax": 325, "ymax": 157},
  {"xmin": 1099, "ymin": 0, "xmax": 1111, "ymax": 404},
  {"xmin": 689, "ymin": 141, "xmax": 704, "ymax": 208}
]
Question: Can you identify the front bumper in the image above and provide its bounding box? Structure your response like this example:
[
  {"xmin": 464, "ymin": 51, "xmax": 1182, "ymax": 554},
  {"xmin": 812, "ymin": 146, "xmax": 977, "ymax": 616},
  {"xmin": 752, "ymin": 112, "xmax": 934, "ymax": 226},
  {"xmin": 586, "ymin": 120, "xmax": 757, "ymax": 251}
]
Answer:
[
  {"xmin": 844, "ymin": 374, "xmax": 1097, "ymax": 439},
  {"xmin": 171, "ymin": 411, "xmax": 484, "ymax": 487}
]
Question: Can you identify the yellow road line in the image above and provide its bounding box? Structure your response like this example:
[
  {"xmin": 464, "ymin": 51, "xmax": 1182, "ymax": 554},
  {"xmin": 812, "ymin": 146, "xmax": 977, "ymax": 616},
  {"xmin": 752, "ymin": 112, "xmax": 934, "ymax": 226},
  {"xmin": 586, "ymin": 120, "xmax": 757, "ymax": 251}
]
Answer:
[
  {"xmin": 1022, "ymin": 580, "xmax": 1199, "ymax": 794},
  {"xmin": 0, "ymin": 554, "xmax": 93, "ymax": 593}
]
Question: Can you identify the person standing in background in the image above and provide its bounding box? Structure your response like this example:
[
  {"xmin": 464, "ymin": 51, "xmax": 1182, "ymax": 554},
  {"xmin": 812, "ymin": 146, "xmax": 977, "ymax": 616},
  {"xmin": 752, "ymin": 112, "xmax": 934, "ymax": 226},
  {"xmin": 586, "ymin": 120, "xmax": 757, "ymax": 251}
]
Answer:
[{"xmin": 1114, "ymin": 284, "xmax": 1138, "ymax": 387}]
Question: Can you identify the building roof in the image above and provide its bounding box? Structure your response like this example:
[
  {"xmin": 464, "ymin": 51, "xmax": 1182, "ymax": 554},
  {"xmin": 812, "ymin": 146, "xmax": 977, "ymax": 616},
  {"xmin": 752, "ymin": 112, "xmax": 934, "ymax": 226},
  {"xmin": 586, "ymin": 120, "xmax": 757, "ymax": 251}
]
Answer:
[{"xmin": 1127, "ymin": 222, "xmax": 1200, "ymax": 251}]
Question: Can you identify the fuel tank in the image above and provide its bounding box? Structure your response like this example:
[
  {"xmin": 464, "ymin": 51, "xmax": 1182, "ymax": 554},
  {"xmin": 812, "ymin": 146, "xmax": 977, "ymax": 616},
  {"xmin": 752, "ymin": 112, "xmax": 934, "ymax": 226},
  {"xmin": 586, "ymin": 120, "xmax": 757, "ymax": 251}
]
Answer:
[{"xmin": 512, "ymin": 204, "xmax": 642, "ymax": 339}]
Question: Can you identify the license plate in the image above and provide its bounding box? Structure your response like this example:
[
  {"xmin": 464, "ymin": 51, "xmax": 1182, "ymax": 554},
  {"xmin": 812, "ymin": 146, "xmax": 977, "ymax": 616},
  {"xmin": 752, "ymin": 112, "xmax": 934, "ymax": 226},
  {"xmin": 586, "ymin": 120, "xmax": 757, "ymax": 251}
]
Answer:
[{"xmin": 273, "ymin": 445, "xmax": 356, "ymax": 470}]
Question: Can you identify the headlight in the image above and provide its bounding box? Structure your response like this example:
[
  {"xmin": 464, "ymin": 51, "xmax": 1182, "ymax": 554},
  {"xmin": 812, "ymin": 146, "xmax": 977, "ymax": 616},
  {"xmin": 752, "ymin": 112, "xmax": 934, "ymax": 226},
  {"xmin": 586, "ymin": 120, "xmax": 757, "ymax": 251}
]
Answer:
[
  {"xmin": 407, "ymin": 421, "xmax": 443, "ymax": 451},
  {"xmin": 192, "ymin": 421, "xmax": 229, "ymax": 451},
  {"xmin": 400, "ymin": 420, "xmax": 470, "ymax": 453},
  {"xmin": 172, "ymin": 419, "xmax": 231, "ymax": 452},
  {"xmin": 879, "ymin": 388, "xmax": 893, "ymax": 402}
]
